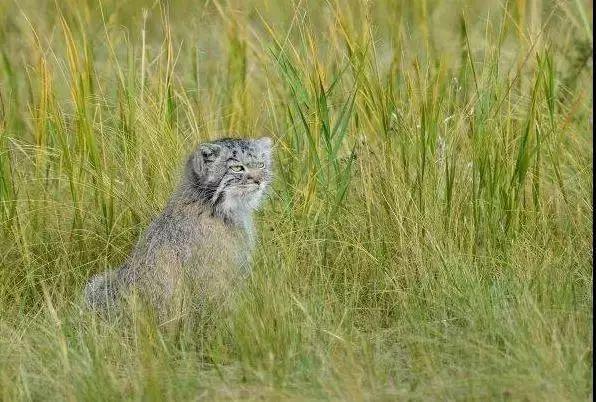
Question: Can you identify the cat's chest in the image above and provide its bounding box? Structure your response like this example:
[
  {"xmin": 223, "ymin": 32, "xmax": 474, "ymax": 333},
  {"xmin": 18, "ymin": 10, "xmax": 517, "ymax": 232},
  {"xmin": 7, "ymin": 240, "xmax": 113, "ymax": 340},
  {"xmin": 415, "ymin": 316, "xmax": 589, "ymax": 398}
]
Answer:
[{"xmin": 183, "ymin": 214, "xmax": 251, "ymax": 265}]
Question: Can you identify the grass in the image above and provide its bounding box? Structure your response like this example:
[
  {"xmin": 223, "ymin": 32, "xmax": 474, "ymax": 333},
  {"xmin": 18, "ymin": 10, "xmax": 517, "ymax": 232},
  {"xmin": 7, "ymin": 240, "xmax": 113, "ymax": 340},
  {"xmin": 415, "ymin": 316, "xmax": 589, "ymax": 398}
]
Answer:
[{"xmin": 0, "ymin": 0, "xmax": 592, "ymax": 400}]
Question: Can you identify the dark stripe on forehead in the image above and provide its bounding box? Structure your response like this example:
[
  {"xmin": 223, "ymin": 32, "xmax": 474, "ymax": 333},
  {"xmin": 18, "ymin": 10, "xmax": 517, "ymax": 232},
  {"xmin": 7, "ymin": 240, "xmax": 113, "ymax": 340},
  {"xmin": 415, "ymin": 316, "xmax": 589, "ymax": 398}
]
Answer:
[{"xmin": 215, "ymin": 137, "xmax": 252, "ymax": 149}]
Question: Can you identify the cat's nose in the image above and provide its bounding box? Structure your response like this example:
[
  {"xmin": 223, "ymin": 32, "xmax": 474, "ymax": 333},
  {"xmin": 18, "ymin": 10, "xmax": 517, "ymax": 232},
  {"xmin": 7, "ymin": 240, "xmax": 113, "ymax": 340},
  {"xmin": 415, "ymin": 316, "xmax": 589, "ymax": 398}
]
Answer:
[
  {"xmin": 248, "ymin": 176, "xmax": 261, "ymax": 185},
  {"xmin": 247, "ymin": 170, "xmax": 263, "ymax": 184}
]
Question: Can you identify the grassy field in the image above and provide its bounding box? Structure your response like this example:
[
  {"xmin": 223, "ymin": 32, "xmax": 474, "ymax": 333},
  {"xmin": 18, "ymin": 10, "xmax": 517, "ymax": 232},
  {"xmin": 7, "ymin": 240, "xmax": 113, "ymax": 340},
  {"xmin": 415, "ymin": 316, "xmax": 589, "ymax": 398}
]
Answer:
[{"xmin": 0, "ymin": 0, "xmax": 592, "ymax": 400}]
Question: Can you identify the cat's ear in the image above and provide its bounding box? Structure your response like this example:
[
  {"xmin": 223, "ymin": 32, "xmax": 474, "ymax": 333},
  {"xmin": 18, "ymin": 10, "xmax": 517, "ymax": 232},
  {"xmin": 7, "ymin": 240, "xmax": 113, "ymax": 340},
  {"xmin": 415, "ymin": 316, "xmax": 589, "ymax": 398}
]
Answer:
[
  {"xmin": 191, "ymin": 142, "xmax": 221, "ymax": 174},
  {"xmin": 256, "ymin": 137, "xmax": 273, "ymax": 152},
  {"xmin": 199, "ymin": 143, "xmax": 222, "ymax": 162}
]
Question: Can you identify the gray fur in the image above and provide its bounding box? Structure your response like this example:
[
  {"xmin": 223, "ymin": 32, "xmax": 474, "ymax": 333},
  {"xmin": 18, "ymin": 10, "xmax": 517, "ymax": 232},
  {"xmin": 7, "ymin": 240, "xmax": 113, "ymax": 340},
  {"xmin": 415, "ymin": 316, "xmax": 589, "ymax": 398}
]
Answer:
[{"xmin": 84, "ymin": 137, "xmax": 273, "ymax": 318}]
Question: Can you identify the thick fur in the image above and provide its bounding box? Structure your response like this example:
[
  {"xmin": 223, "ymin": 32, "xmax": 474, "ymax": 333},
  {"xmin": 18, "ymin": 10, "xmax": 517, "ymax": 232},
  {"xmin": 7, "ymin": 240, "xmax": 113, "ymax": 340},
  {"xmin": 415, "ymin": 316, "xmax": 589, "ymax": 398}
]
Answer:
[{"xmin": 84, "ymin": 137, "xmax": 273, "ymax": 319}]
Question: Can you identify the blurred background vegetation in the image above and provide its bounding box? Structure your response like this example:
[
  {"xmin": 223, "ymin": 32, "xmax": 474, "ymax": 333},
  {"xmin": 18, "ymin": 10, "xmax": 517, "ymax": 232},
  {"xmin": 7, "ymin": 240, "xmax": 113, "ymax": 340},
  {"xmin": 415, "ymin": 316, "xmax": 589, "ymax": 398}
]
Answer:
[{"xmin": 0, "ymin": 0, "xmax": 592, "ymax": 400}]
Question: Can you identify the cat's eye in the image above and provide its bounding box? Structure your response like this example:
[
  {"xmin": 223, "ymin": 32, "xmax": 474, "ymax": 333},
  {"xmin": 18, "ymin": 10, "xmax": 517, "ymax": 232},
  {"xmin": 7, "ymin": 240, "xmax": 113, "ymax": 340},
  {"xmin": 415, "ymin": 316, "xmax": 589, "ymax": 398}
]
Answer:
[
  {"xmin": 229, "ymin": 165, "xmax": 245, "ymax": 172},
  {"xmin": 257, "ymin": 162, "xmax": 265, "ymax": 169}
]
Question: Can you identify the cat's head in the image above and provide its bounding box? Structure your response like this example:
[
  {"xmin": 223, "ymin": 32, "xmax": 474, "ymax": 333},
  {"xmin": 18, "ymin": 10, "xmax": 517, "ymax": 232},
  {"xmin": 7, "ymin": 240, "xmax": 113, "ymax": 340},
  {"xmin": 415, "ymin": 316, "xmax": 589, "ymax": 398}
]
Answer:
[{"xmin": 187, "ymin": 136, "xmax": 273, "ymax": 214}]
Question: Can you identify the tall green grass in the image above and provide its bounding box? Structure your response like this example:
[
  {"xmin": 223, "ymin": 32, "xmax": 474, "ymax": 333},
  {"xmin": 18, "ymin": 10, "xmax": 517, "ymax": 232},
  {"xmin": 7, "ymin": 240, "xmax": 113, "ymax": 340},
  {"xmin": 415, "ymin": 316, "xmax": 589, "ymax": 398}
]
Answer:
[{"xmin": 0, "ymin": 0, "xmax": 592, "ymax": 400}]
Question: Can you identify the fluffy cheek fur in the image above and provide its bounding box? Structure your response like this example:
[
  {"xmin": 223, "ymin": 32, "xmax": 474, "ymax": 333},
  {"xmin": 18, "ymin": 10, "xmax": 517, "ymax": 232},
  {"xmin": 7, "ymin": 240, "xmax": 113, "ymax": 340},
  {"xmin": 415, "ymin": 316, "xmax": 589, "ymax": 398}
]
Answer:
[
  {"xmin": 224, "ymin": 185, "xmax": 265, "ymax": 209},
  {"xmin": 207, "ymin": 172, "xmax": 264, "ymax": 213}
]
